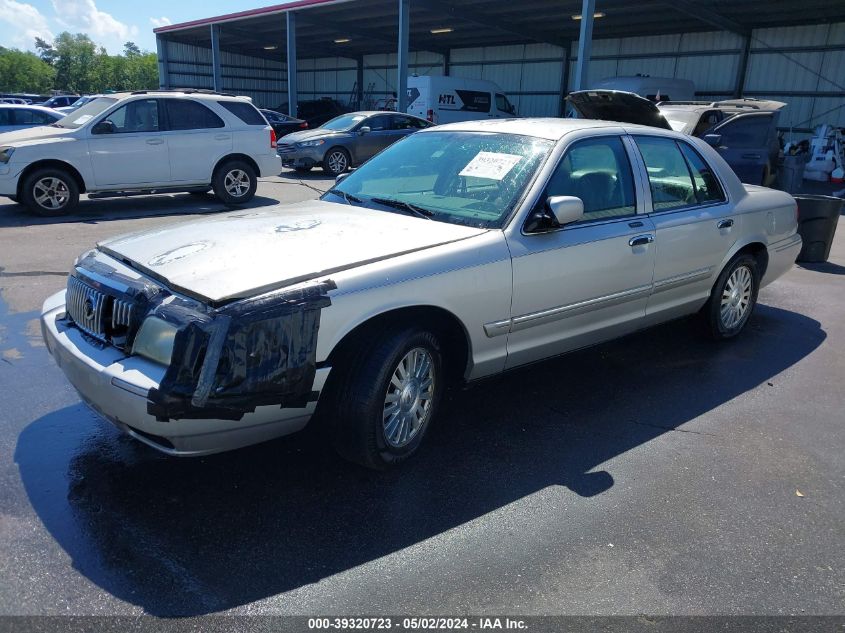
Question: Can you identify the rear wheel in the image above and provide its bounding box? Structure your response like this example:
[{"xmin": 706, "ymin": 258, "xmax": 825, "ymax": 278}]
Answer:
[
  {"xmin": 328, "ymin": 326, "xmax": 444, "ymax": 469},
  {"xmin": 21, "ymin": 168, "xmax": 79, "ymax": 217},
  {"xmin": 703, "ymin": 253, "xmax": 760, "ymax": 340},
  {"xmin": 212, "ymin": 160, "xmax": 257, "ymax": 205}
]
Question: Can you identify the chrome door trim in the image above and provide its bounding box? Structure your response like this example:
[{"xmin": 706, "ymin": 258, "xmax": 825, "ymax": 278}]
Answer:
[
  {"xmin": 652, "ymin": 266, "xmax": 713, "ymax": 292},
  {"xmin": 485, "ymin": 283, "xmax": 653, "ymax": 337}
]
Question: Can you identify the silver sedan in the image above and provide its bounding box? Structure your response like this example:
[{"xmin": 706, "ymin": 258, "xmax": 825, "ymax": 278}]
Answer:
[{"xmin": 42, "ymin": 118, "xmax": 801, "ymax": 468}]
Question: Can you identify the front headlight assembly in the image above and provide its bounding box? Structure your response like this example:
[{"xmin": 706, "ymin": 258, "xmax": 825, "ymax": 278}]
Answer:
[
  {"xmin": 0, "ymin": 147, "xmax": 15, "ymax": 164},
  {"xmin": 131, "ymin": 317, "xmax": 178, "ymax": 366},
  {"xmin": 296, "ymin": 139, "xmax": 326, "ymax": 148}
]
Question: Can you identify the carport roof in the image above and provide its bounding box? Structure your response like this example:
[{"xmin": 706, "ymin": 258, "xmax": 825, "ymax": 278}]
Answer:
[{"xmin": 153, "ymin": 0, "xmax": 845, "ymax": 60}]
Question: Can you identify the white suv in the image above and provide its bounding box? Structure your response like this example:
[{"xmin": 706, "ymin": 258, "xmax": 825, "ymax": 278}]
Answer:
[{"xmin": 0, "ymin": 90, "xmax": 280, "ymax": 216}]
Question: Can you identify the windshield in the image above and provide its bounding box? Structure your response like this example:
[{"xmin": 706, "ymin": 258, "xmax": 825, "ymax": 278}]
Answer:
[
  {"xmin": 320, "ymin": 113, "xmax": 367, "ymax": 131},
  {"xmin": 322, "ymin": 131, "xmax": 553, "ymax": 229},
  {"xmin": 55, "ymin": 97, "xmax": 116, "ymax": 128},
  {"xmin": 658, "ymin": 109, "xmax": 697, "ymax": 132}
]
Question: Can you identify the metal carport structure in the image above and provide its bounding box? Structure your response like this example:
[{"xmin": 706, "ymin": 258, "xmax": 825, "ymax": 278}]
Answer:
[{"xmin": 153, "ymin": 0, "xmax": 845, "ymax": 131}]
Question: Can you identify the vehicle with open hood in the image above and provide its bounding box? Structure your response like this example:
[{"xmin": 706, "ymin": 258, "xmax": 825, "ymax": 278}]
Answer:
[
  {"xmin": 42, "ymin": 118, "xmax": 801, "ymax": 468},
  {"xmin": 566, "ymin": 90, "xmax": 785, "ymax": 186}
]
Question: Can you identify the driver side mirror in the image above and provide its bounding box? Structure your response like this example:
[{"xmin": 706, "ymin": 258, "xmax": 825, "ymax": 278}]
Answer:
[
  {"xmin": 358, "ymin": 126, "xmax": 371, "ymax": 135},
  {"xmin": 524, "ymin": 196, "xmax": 584, "ymax": 233},
  {"xmin": 92, "ymin": 120, "xmax": 116, "ymax": 135},
  {"xmin": 703, "ymin": 134, "xmax": 722, "ymax": 147}
]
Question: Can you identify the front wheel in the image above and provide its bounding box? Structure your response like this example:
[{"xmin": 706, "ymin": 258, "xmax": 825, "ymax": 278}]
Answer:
[
  {"xmin": 21, "ymin": 168, "xmax": 79, "ymax": 216},
  {"xmin": 322, "ymin": 148, "xmax": 350, "ymax": 176},
  {"xmin": 703, "ymin": 253, "xmax": 760, "ymax": 340},
  {"xmin": 212, "ymin": 160, "xmax": 257, "ymax": 205},
  {"xmin": 329, "ymin": 327, "xmax": 444, "ymax": 469}
]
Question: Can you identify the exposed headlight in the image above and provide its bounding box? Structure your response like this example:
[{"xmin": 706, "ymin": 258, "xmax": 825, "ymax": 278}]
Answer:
[
  {"xmin": 296, "ymin": 139, "xmax": 325, "ymax": 148},
  {"xmin": 132, "ymin": 317, "xmax": 178, "ymax": 366},
  {"xmin": 0, "ymin": 147, "xmax": 14, "ymax": 164}
]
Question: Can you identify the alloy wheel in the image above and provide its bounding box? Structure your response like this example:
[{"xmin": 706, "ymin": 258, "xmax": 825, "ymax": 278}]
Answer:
[
  {"xmin": 33, "ymin": 177, "xmax": 70, "ymax": 210},
  {"xmin": 224, "ymin": 169, "xmax": 250, "ymax": 197},
  {"xmin": 382, "ymin": 347, "xmax": 436, "ymax": 448},
  {"xmin": 720, "ymin": 265, "xmax": 753, "ymax": 329}
]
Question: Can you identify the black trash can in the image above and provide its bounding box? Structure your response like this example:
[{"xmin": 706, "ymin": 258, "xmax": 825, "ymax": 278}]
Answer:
[{"xmin": 794, "ymin": 194, "xmax": 844, "ymax": 263}]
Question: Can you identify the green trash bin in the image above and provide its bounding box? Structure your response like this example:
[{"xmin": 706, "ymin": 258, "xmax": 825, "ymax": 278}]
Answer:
[{"xmin": 794, "ymin": 194, "xmax": 844, "ymax": 263}]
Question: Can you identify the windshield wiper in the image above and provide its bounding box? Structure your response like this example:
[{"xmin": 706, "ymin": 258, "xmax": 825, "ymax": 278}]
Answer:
[
  {"xmin": 326, "ymin": 188, "xmax": 363, "ymax": 205},
  {"xmin": 370, "ymin": 197, "xmax": 435, "ymax": 220},
  {"xmin": 49, "ymin": 123, "xmax": 65, "ymax": 128}
]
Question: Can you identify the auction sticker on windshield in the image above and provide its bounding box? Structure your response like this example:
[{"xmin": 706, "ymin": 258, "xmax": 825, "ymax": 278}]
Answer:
[{"xmin": 459, "ymin": 152, "xmax": 522, "ymax": 180}]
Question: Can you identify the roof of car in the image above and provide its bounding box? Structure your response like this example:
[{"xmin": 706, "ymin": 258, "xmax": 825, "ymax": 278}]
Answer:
[
  {"xmin": 425, "ymin": 117, "xmax": 679, "ymax": 141},
  {"xmin": 99, "ymin": 90, "xmax": 254, "ymax": 102}
]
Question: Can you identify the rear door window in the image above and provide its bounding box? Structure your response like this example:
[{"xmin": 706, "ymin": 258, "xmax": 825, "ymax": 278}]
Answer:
[
  {"xmin": 714, "ymin": 114, "xmax": 772, "ymax": 149},
  {"xmin": 634, "ymin": 136, "xmax": 698, "ymax": 211},
  {"xmin": 165, "ymin": 99, "xmax": 225, "ymax": 130},
  {"xmin": 678, "ymin": 142, "xmax": 726, "ymax": 204}
]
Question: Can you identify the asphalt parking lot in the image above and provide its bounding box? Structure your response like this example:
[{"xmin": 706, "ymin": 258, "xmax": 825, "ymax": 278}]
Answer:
[{"xmin": 0, "ymin": 174, "xmax": 843, "ymax": 617}]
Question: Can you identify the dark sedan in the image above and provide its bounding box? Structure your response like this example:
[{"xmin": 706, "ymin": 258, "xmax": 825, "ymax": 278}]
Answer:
[
  {"xmin": 277, "ymin": 111, "xmax": 433, "ymax": 175},
  {"xmin": 260, "ymin": 109, "xmax": 308, "ymax": 137}
]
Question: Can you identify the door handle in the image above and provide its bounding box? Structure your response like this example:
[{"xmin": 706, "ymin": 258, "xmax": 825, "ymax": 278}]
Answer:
[
  {"xmin": 717, "ymin": 219, "xmax": 734, "ymax": 229},
  {"xmin": 628, "ymin": 220, "xmax": 644, "ymax": 228},
  {"xmin": 214, "ymin": 134, "xmax": 231, "ymax": 141},
  {"xmin": 146, "ymin": 138, "xmax": 164, "ymax": 145},
  {"xmin": 629, "ymin": 234, "xmax": 655, "ymax": 247},
  {"xmin": 741, "ymin": 153, "xmax": 762, "ymax": 159}
]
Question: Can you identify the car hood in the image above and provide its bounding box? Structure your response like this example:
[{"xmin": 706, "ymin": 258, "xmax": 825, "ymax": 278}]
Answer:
[
  {"xmin": 97, "ymin": 200, "xmax": 488, "ymax": 304},
  {"xmin": 0, "ymin": 125, "xmax": 74, "ymax": 146},
  {"xmin": 281, "ymin": 128, "xmax": 349, "ymax": 143},
  {"xmin": 566, "ymin": 90, "xmax": 672, "ymax": 130}
]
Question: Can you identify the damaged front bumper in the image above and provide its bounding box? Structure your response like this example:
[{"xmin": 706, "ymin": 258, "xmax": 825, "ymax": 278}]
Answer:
[
  {"xmin": 41, "ymin": 290, "xmax": 331, "ymax": 455},
  {"xmin": 40, "ymin": 244, "xmax": 338, "ymax": 456}
]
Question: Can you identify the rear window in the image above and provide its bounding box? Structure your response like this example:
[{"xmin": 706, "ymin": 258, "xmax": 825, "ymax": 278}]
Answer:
[{"xmin": 217, "ymin": 100, "xmax": 266, "ymax": 125}]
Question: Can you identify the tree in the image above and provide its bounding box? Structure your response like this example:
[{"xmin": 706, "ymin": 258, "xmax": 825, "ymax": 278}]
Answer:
[
  {"xmin": 0, "ymin": 48, "xmax": 56, "ymax": 93},
  {"xmin": 51, "ymin": 32, "xmax": 98, "ymax": 93}
]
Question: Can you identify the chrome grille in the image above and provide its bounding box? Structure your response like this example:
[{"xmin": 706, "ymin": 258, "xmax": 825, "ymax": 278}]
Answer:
[
  {"xmin": 66, "ymin": 276, "xmax": 108, "ymax": 340},
  {"xmin": 277, "ymin": 143, "xmax": 295, "ymax": 154},
  {"xmin": 111, "ymin": 297, "xmax": 134, "ymax": 330}
]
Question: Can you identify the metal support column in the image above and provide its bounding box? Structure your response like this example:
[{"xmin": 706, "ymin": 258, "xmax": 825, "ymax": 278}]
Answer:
[
  {"xmin": 287, "ymin": 11, "xmax": 298, "ymax": 117},
  {"xmin": 734, "ymin": 34, "xmax": 751, "ymax": 98},
  {"xmin": 155, "ymin": 35, "xmax": 170, "ymax": 89},
  {"xmin": 558, "ymin": 44, "xmax": 570, "ymax": 116},
  {"xmin": 210, "ymin": 24, "xmax": 222, "ymax": 92},
  {"xmin": 396, "ymin": 0, "xmax": 410, "ymax": 112},
  {"xmin": 443, "ymin": 48, "xmax": 450, "ymax": 77},
  {"xmin": 356, "ymin": 55, "xmax": 364, "ymax": 108},
  {"xmin": 572, "ymin": 0, "xmax": 595, "ymax": 91}
]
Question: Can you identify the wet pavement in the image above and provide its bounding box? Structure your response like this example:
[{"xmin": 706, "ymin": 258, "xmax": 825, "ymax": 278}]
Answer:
[{"xmin": 1, "ymin": 179, "xmax": 844, "ymax": 617}]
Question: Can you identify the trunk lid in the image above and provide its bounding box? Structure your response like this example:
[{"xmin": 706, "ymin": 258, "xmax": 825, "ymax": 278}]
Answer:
[{"xmin": 566, "ymin": 90, "xmax": 672, "ymax": 130}]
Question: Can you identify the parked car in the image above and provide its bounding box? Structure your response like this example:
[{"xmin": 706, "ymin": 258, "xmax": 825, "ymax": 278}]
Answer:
[
  {"xmin": 278, "ymin": 98, "xmax": 351, "ymax": 128},
  {"xmin": 259, "ymin": 108, "xmax": 308, "ymax": 136},
  {"xmin": 41, "ymin": 94, "xmax": 80, "ymax": 109},
  {"xmin": 0, "ymin": 90, "xmax": 279, "ymax": 215},
  {"xmin": 55, "ymin": 95, "xmax": 99, "ymax": 115},
  {"xmin": 278, "ymin": 110, "xmax": 432, "ymax": 175},
  {"xmin": 406, "ymin": 75, "xmax": 517, "ymax": 124},
  {"xmin": 0, "ymin": 98, "xmax": 28, "ymax": 105},
  {"xmin": 41, "ymin": 118, "xmax": 801, "ymax": 468},
  {"xmin": 0, "ymin": 104, "xmax": 63, "ymax": 132},
  {"xmin": 566, "ymin": 90, "xmax": 784, "ymax": 186}
]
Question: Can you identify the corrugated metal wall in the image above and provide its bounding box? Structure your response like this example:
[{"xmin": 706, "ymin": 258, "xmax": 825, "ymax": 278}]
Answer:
[{"xmin": 163, "ymin": 21, "xmax": 845, "ymax": 135}]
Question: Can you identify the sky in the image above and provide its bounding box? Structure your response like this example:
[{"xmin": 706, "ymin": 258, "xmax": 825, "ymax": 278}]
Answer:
[{"xmin": 0, "ymin": 0, "xmax": 292, "ymax": 54}]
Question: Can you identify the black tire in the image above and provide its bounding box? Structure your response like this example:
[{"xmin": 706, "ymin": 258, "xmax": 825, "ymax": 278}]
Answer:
[
  {"xmin": 21, "ymin": 168, "xmax": 79, "ymax": 217},
  {"xmin": 328, "ymin": 326, "xmax": 444, "ymax": 469},
  {"xmin": 294, "ymin": 166, "xmax": 313, "ymax": 173},
  {"xmin": 322, "ymin": 147, "xmax": 350, "ymax": 176},
  {"xmin": 702, "ymin": 253, "xmax": 760, "ymax": 340},
  {"xmin": 212, "ymin": 160, "xmax": 257, "ymax": 205}
]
